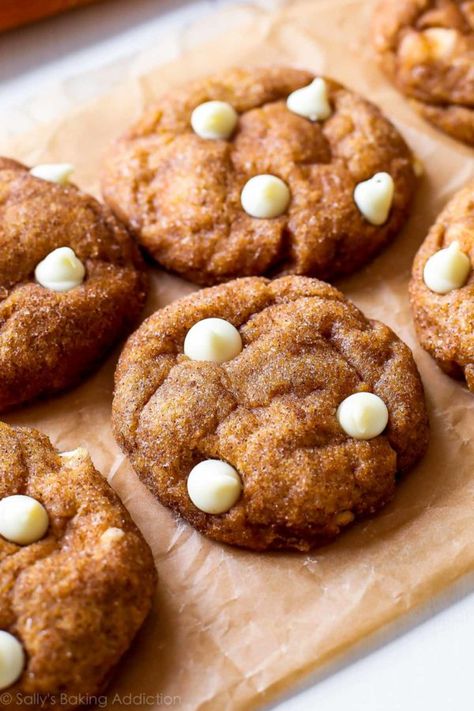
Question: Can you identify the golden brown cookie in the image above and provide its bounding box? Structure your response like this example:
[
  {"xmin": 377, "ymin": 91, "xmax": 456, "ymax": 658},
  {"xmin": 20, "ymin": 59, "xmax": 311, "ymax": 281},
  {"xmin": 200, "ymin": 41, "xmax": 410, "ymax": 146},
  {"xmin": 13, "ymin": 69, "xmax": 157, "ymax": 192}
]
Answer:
[
  {"xmin": 102, "ymin": 66, "xmax": 417, "ymax": 286},
  {"xmin": 409, "ymin": 180, "xmax": 474, "ymax": 390},
  {"xmin": 0, "ymin": 157, "xmax": 147, "ymax": 413},
  {"xmin": 0, "ymin": 423, "xmax": 156, "ymax": 709},
  {"xmin": 373, "ymin": 0, "xmax": 474, "ymax": 145},
  {"xmin": 112, "ymin": 276, "xmax": 429, "ymax": 551}
]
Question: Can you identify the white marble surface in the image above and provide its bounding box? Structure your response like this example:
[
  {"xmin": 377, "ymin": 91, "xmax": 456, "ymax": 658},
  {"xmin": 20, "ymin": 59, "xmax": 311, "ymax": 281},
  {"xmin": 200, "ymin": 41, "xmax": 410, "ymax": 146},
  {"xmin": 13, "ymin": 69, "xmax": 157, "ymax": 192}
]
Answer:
[{"xmin": 0, "ymin": 2, "xmax": 473, "ymax": 709}]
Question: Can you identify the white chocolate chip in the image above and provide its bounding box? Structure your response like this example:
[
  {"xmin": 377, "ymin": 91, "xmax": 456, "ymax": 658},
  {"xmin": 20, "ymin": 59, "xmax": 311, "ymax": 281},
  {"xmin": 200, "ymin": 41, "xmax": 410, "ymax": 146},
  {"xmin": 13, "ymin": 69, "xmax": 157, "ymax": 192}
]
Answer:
[
  {"xmin": 241, "ymin": 174, "xmax": 290, "ymax": 219},
  {"xmin": 60, "ymin": 449, "xmax": 80, "ymax": 458},
  {"xmin": 337, "ymin": 392, "xmax": 389, "ymax": 440},
  {"xmin": 399, "ymin": 28, "xmax": 461, "ymax": 66},
  {"xmin": 101, "ymin": 527, "xmax": 125, "ymax": 545},
  {"xmin": 30, "ymin": 163, "xmax": 74, "ymax": 185},
  {"xmin": 35, "ymin": 246, "xmax": 86, "ymax": 293},
  {"xmin": 353, "ymin": 172, "xmax": 394, "ymax": 226},
  {"xmin": 422, "ymin": 27, "xmax": 459, "ymax": 60},
  {"xmin": 286, "ymin": 77, "xmax": 332, "ymax": 121},
  {"xmin": 59, "ymin": 447, "xmax": 87, "ymax": 461},
  {"xmin": 399, "ymin": 32, "xmax": 430, "ymax": 66},
  {"xmin": 191, "ymin": 101, "xmax": 238, "ymax": 140},
  {"xmin": 184, "ymin": 318, "xmax": 242, "ymax": 363},
  {"xmin": 0, "ymin": 631, "xmax": 25, "ymax": 690},
  {"xmin": 423, "ymin": 241, "xmax": 471, "ymax": 294},
  {"xmin": 0, "ymin": 495, "xmax": 49, "ymax": 545},
  {"xmin": 187, "ymin": 460, "xmax": 242, "ymax": 514}
]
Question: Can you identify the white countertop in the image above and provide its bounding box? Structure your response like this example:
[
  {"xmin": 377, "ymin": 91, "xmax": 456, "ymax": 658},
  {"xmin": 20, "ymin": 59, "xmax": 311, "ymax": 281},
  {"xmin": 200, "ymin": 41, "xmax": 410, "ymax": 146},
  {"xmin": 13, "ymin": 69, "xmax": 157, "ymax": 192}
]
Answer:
[{"xmin": 0, "ymin": 1, "xmax": 473, "ymax": 709}]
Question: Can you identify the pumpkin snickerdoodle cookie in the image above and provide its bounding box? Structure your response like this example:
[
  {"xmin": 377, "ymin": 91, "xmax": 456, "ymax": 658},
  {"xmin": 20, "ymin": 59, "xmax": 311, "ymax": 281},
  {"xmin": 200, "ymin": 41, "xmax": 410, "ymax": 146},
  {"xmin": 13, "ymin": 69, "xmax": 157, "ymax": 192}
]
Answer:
[
  {"xmin": 102, "ymin": 66, "xmax": 417, "ymax": 286},
  {"xmin": 410, "ymin": 180, "xmax": 474, "ymax": 390},
  {"xmin": 113, "ymin": 276, "xmax": 429, "ymax": 552},
  {"xmin": 0, "ymin": 157, "xmax": 147, "ymax": 413},
  {"xmin": 0, "ymin": 422, "xmax": 156, "ymax": 709},
  {"xmin": 373, "ymin": 0, "xmax": 474, "ymax": 145}
]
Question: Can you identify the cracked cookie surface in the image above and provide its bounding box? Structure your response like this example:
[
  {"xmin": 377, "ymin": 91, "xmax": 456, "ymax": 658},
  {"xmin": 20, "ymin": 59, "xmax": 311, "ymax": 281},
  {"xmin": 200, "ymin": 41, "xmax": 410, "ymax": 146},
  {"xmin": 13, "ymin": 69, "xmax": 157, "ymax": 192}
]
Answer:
[
  {"xmin": 0, "ymin": 157, "xmax": 147, "ymax": 412},
  {"xmin": 410, "ymin": 181, "xmax": 474, "ymax": 390},
  {"xmin": 102, "ymin": 66, "xmax": 416, "ymax": 285},
  {"xmin": 373, "ymin": 0, "xmax": 474, "ymax": 145},
  {"xmin": 0, "ymin": 422, "xmax": 156, "ymax": 709},
  {"xmin": 113, "ymin": 276, "xmax": 429, "ymax": 551}
]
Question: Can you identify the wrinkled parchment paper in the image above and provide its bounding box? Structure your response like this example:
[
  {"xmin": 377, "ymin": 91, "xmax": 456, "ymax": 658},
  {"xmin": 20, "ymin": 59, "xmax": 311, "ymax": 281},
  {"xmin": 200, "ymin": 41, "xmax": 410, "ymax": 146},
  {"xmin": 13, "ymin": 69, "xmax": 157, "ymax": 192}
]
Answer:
[{"xmin": 1, "ymin": 0, "xmax": 474, "ymax": 709}]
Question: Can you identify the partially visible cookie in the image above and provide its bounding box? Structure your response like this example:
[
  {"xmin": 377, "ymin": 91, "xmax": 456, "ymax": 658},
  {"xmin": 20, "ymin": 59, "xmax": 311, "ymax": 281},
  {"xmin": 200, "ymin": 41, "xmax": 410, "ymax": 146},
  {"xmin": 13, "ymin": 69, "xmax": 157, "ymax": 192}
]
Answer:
[
  {"xmin": 102, "ymin": 66, "xmax": 416, "ymax": 286},
  {"xmin": 112, "ymin": 275, "xmax": 429, "ymax": 551},
  {"xmin": 0, "ymin": 157, "xmax": 147, "ymax": 412},
  {"xmin": 373, "ymin": 0, "xmax": 474, "ymax": 145},
  {"xmin": 410, "ymin": 181, "xmax": 474, "ymax": 390},
  {"xmin": 0, "ymin": 422, "xmax": 156, "ymax": 709}
]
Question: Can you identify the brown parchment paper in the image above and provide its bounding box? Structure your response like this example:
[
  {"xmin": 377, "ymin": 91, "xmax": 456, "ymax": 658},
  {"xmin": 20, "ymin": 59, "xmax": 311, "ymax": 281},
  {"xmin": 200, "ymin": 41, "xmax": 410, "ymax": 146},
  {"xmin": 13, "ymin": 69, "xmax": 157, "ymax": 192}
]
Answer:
[{"xmin": 1, "ymin": 0, "xmax": 474, "ymax": 709}]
